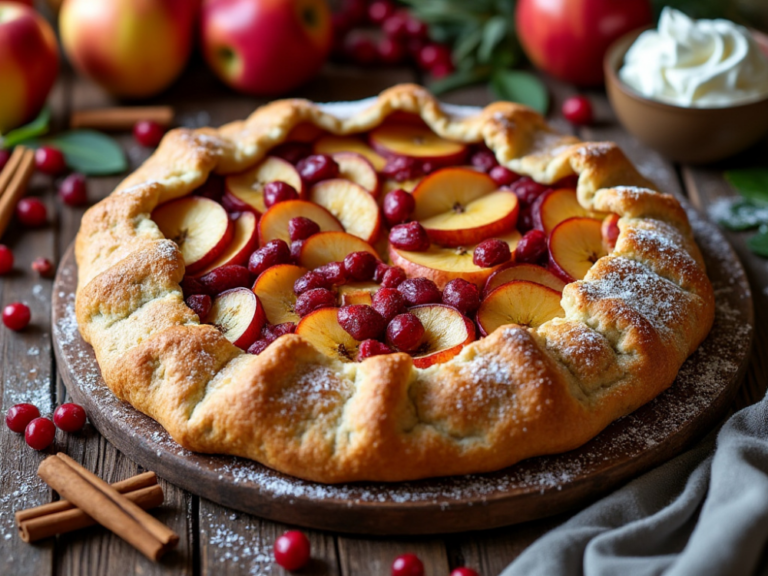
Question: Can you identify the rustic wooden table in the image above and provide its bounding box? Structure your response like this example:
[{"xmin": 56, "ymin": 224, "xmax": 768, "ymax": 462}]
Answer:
[{"xmin": 1, "ymin": 61, "xmax": 765, "ymax": 576}]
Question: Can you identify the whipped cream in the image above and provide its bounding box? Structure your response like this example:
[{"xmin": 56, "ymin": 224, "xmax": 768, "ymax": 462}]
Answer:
[{"xmin": 619, "ymin": 8, "xmax": 768, "ymax": 108}]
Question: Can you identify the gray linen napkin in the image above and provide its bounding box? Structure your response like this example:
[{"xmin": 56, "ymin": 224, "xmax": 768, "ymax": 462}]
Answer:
[{"xmin": 502, "ymin": 396, "xmax": 768, "ymax": 576}]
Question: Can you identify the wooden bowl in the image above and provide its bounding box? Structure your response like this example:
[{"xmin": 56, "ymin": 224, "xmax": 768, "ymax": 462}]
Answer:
[{"xmin": 604, "ymin": 28, "xmax": 768, "ymax": 164}]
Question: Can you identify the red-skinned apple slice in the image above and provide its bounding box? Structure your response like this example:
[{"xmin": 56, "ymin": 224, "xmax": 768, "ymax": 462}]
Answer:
[
  {"xmin": 369, "ymin": 124, "xmax": 467, "ymax": 166},
  {"xmin": 295, "ymin": 307, "xmax": 361, "ymax": 363},
  {"xmin": 224, "ymin": 156, "xmax": 304, "ymax": 215},
  {"xmin": 382, "ymin": 177, "xmax": 422, "ymax": 195},
  {"xmin": 548, "ymin": 217, "xmax": 607, "ymax": 282},
  {"xmin": 339, "ymin": 282, "xmax": 379, "ymax": 306},
  {"xmin": 204, "ymin": 287, "xmax": 266, "ymax": 349},
  {"xmin": 252, "ymin": 263, "xmax": 307, "ymax": 325},
  {"xmin": 476, "ymin": 280, "xmax": 564, "ymax": 336},
  {"xmin": 532, "ymin": 188, "xmax": 604, "ymax": 234},
  {"xmin": 299, "ymin": 231, "xmax": 379, "ymax": 270},
  {"xmin": 152, "ymin": 196, "xmax": 234, "ymax": 275},
  {"xmin": 483, "ymin": 263, "xmax": 567, "ymax": 297},
  {"xmin": 309, "ymin": 179, "xmax": 382, "ymax": 243},
  {"xmin": 332, "ymin": 152, "xmax": 380, "ymax": 196},
  {"xmin": 602, "ymin": 213, "xmax": 621, "ymax": 252},
  {"xmin": 258, "ymin": 199, "xmax": 343, "ymax": 245},
  {"xmin": 314, "ymin": 135, "xmax": 387, "ymax": 171},
  {"xmin": 408, "ymin": 304, "xmax": 475, "ymax": 368},
  {"xmin": 193, "ymin": 211, "xmax": 259, "ymax": 277}
]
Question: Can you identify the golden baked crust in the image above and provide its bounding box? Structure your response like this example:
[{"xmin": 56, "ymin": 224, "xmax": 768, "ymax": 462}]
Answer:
[{"xmin": 74, "ymin": 84, "xmax": 714, "ymax": 483}]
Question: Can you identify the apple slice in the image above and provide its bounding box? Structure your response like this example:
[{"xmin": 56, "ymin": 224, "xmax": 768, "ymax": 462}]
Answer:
[
  {"xmin": 548, "ymin": 217, "xmax": 607, "ymax": 282},
  {"xmin": 224, "ymin": 156, "xmax": 304, "ymax": 215},
  {"xmin": 309, "ymin": 179, "xmax": 382, "ymax": 243},
  {"xmin": 602, "ymin": 213, "xmax": 621, "ymax": 251},
  {"xmin": 533, "ymin": 188, "xmax": 604, "ymax": 234},
  {"xmin": 258, "ymin": 199, "xmax": 343, "ymax": 245},
  {"xmin": 295, "ymin": 307, "xmax": 360, "ymax": 363},
  {"xmin": 152, "ymin": 196, "xmax": 234, "ymax": 275},
  {"xmin": 476, "ymin": 280, "xmax": 564, "ymax": 336},
  {"xmin": 369, "ymin": 124, "xmax": 467, "ymax": 166},
  {"xmin": 382, "ymin": 177, "xmax": 422, "ymax": 194},
  {"xmin": 192, "ymin": 211, "xmax": 259, "ymax": 277},
  {"xmin": 408, "ymin": 304, "xmax": 476, "ymax": 368},
  {"xmin": 204, "ymin": 287, "xmax": 266, "ymax": 349},
  {"xmin": 484, "ymin": 263, "xmax": 567, "ymax": 297},
  {"xmin": 299, "ymin": 231, "xmax": 380, "ymax": 270},
  {"xmin": 412, "ymin": 168, "xmax": 498, "ymax": 219},
  {"xmin": 339, "ymin": 282, "xmax": 379, "ymax": 306},
  {"xmin": 252, "ymin": 263, "xmax": 307, "ymax": 325},
  {"xmin": 389, "ymin": 230, "xmax": 521, "ymax": 289},
  {"xmin": 314, "ymin": 135, "xmax": 387, "ymax": 171},
  {"xmin": 332, "ymin": 152, "xmax": 380, "ymax": 196}
]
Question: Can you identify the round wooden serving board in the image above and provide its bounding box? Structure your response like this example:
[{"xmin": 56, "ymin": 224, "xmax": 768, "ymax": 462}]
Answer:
[{"xmin": 52, "ymin": 207, "xmax": 753, "ymax": 535}]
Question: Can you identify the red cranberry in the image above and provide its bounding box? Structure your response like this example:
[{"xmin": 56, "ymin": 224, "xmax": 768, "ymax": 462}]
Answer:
[
  {"xmin": 3, "ymin": 302, "xmax": 30, "ymax": 331},
  {"xmin": 473, "ymin": 239, "xmax": 511, "ymax": 268},
  {"xmin": 181, "ymin": 276, "xmax": 207, "ymax": 297},
  {"xmin": 248, "ymin": 240, "xmax": 291, "ymax": 276},
  {"xmin": 562, "ymin": 95, "xmax": 594, "ymax": 126},
  {"xmin": 195, "ymin": 175, "xmax": 225, "ymax": 202},
  {"xmin": 0, "ymin": 245, "xmax": 14, "ymax": 275},
  {"xmin": 451, "ymin": 568, "xmax": 480, "ymax": 576},
  {"xmin": 381, "ymin": 266, "xmax": 406, "ymax": 288},
  {"xmin": 247, "ymin": 339, "xmax": 271, "ymax": 355},
  {"xmin": 383, "ymin": 189, "xmax": 415, "ymax": 226},
  {"xmin": 510, "ymin": 177, "xmax": 549, "ymax": 205},
  {"xmin": 16, "ymin": 198, "xmax": 47, "ymax": 227},
  {"xmin": 417, "ymin": 43, "xmax": 451, "ymax": 71},
  {"xmin": 133, "ymin": 120, "xmax": 166, "ymax": 147},
  {"xmin": 345, "ymin": 33, "xmax": 379, "ymax": 64},
  {"xmin": 554, "ymin": 174, "xmax": 579, "ymax": 189},
  {"xmin": 294, "ymin": 288, "xmax": 336, "ymax": 317},
  {"xmin": 430, "ymin": 61, "xmax": 455, "ymax": 79},
  {"xmin": 381, "ymin": 155, "xmax": 422, "ymax": 182},
  {"xmin": 25, "ymin": 417, "xmax": 55, "ymax": 451},
  {"xmin": 289, "ymin": 217, "xmax": 320, "ymax": 242},
  {"xmin": 32, "ymin": 257, "xmax": 54, "ymax": 277},
  {"xmin": 0, "ymin": 149, "xmax": 10, "ymax": 171},
  {"xmin": 489, "ymin": 165, "xmax": 521, "ymax": 187},
  {"xmin": 442, "ymin": 279, "xmax": 480, "ymax": 315},
  {"xmin": 338, "ymin": 305, "xmax": 386, "ymax": 340},
  {"xmin": 470, "ymin": 149, "xmax": 498, "ymax": 172},
  {"xmin": 392, "ymin": 553, "xmax": 424, "ymax": 576},
  {"xmin": 389, "ymin": 222, "xmax": 430, "ymax": 252},
  {"xmin": 198, "ymin": 265, "xmax": 251, "ymax": 295},
  {"xmin": 262, "ymin": 322, "xmax": 296, "ymax": 340},
  {"xmin": 6, "ymin": 403, "xmax": 40, "ymax": 433},
  {"xmin": 34, "ymin": 146, "xmax": 65, "ymax": 175},
  {"xmin": 296, "ymin": 154, "xmax": 340, "ymax": 184},
  {"xmin": 357, "ymin": 339, "xmax": 394, "ymax": 361},
  {"xmin": 404, "ymin": 17, "xmax": 428, "ymax": 39},
  {"xmin": 343, "ymin": 251, "xmax": 378, "ymax": 281},
  {"xmin": 59, "ymin": 173, "xmax": 88, "ymax": 206},
  {"xmin": 294, "ymin": 271, "xmax": 331, "ymax": 295},
  {"xmin": 315, "ymin": 261, "xmax": 347, "ymax": 286},
  {"xmin": 274, "ymin": 530, "xmax": 311, "ymax": 571},
  {"xmin": 515, "ymin": 230, "xmax": 548, "ymax": 264},
  {"xmin": 263, "ymin": 181, "xmax": 298, "ymax": 208},
  {"xmin": 53, "ymin": 403, "xmax": 87, "ymax": 433},
  {"xmin": 397, "ymin": 277, "xmax": 441, "ymax": 306},
  {"xmin": 186, "ymin": 294, "xmax": 212, "ymax": 318},
  {"xmin": 270, "ymin": 142, "xmax": 312, "ymax": 165},
  {"xmin": 383, "ymin": 12, "xmax": 409, "ymax": 38},
  {"xmin": 378, "ymin": 37, "xmax": 406, "ymax": 65},
  {"xmin": 372, "ymin": 287, "xmax": 407, "ymax": 323},
  {"xmin": 368, "ymin": 0, "xmax": 395, "ymax": 24},
  {"xmin": 290, "ymin": 240, "xmax": 305, "ymax": 263},
  {"xmin": 374, "ymin": 262, "xmax": 391, "ymax": 283},
  {"xmin": 518, "ymin": 206, "xmax": 534, "ymax": 233},
  {"xmin": 386, "ymin": 313, "xmax": 425, "ymax": 352}
]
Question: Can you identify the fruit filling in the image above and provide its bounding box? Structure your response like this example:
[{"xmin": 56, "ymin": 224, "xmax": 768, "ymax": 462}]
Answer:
[{"xmin": 151, "ymin": 120, "xmax": 618, "ymax": 367}]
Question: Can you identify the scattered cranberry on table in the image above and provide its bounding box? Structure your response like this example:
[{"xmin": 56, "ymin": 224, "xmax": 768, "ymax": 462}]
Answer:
[
  {"xmin": 391, "ymin": 552, "xmax": 425, "ymax": 576},
  {"xmin": 133, "ymin": 120, "xmax": 166, "ymax": 148},
  {"xmin": 3, "ymin": 302, "xmax": 30, "ymax": 331},
  {"xmin": 0, "ymin": 244, "xmax": 13, "ymax": 275},
  {"xmin": 16, "ymin": 197, "xmax": 47, "ymax": 227},
  {"xmin": 34, "ymin": 146, "xmax": 66, "ymax": 175},
  {"xmin": 562, "ymin": 95, "xmax": 594, "ymax": 126},
  {"xmin": 473, "ymin": 239, "xmax": 512, "ymax": 268},
  {"xmin": 273, "ymin": 530, "xmax": 311, "ymax": 571},
  {"xmin": 31, "ymin": 257, "xmax": 54, "ymax": 277},
  {"xmin": 53, "ymin": 403, "xmax": 87, "ymax": 433},
  {"xmin": 451, "ymin": 567, "xmax": 480, "ymax": 576},
  {"xmin": 59, "ymin": 172, "xmax": 88, "ymax": 207},
  {"xmin": 6, "ymin": 403, "xmax": 40, "ymax": 434},
  {"xmin": 25, "ymin": 417, "xmax": 56, "ymax": 451}
]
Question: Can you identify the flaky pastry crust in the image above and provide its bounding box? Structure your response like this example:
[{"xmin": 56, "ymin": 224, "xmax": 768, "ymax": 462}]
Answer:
[{"xmin": 74, "ymin": 84, "xmax": 714, "ymax": 483}]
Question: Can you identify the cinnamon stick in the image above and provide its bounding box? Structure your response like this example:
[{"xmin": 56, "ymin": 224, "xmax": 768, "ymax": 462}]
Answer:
[
  {"xmin": 0, "ymin": 146, "xmax": 35, "ymax": 238},
  {"xmin": 70, "ymin": 106, "xmax": 174, "ymax": 130}
]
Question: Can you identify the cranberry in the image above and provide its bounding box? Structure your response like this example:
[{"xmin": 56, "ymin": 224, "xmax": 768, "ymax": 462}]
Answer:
[
  {"xmin": 397, "ymin": 277, "xmax": 441, "ymax": 306},
  {"xmin": 554, "ymin": 174, "xmax": 579, "ymax": 189},
  {"xmin": 263, "ymin": 181, "xmax": 299, "ymax": 208},
  {"xmin": 289, "ymin": 217, "xmax": 320, "ymax": 242},
  {"xmin": 31, "ymin": 257, "xmax": 54, "ymax": 277},
  {"xmin": 383, "ymin": 12, "xmax": 409, "ymax": 39},
  {"xmin": 133, "ymin": 120, "xmax": 166, "ymax": 147},
  {"xmin": 0, "ymin": 245, "xmax": 13, "ymax": 275},
  {"xmin": 296, "ymin": 154, "xmax": 340, "ymax": 184},
  {"xmin": 383, "ymin": 189, "xmax": 415, "ymax": 226},
  {"xmin": 294, "ymin": 271, "xmax": 331, "ymax": 295},
  {"xmin": 6, "ymin": 403, "xmax": 40, "ymax": 433},
  {"xmin": 381, "ymin": 156, "xmax": 422, "ymax": 182},
  {"xmin": 378, "ymin": 37, "xmax": 406, "ymax": 65},
  {"xmin": 25, "ymin": 417, "xmax": 55, "ymax": 451},
  {"xmin": 510, "ymin": 177, "xmax": 549, "ymax": 205},
  {"xmin": 338, "ymin": 305, "xmax": 386, "ymax": 340},
  {"xmin": 247, "ymin": 339, "xmax": 271, "ymax": 355},
  {"xmin": 53, "ymin": 403, "xmax": 87, "ymax": 433},
  {"xmin": 195, "ymin": 175, "xmax": 225, "ymax": 202},
  {"xmin": 3, "ymin": 302, "xmax": 30, "ymax": 331},
  {"xmin": 389, "ymin": 222, "xmax": 430, "ymax": 252},
  {"xmin": 270, "ymin": 142, "xmax": 312, "ymax": 165},
  {"xmin": 262, "ymin": 322, "xmax": 296, "ymax": 340},
  {"xmin": 57, "ymin": 172, "xmax": 88, "ymax": 207},
  {"xmin": 16, "ymin": 198, "xmax": 47, "ymax": 227},
  {"xmin": 0, "ymin": 149, "xmax": 10, "ymax": 171},
  {"xmin": 405, "ymin": 17, "xmax": 428, "ymax": 39},
  {"xmin": 294, "ymin": 288, "xmax": 336, "ymax": 317},
  {"xmin": 181, "ymin": 276, "xmax": 207, "ymax": 297},
  {"xmin": 417, "ymin": 43, "xmax": 451, "ymax": 71},
  {"xmin": 199, "ymin": 265, "xmax": 251, "ymax": 295},
  {"xmin": 518, "ymin": 206, "xmax": 534, "ymax": 233},
  {"xmin": 433, "ymin": 62, "xmax": 456, "ymax": 79},
  {"xmin": 374, "ymin": 262, "xmax": 391, "ymax": 283},
  {"xmin": 470, "ymin": 149, "xmax": 498, "ymax": 172},
  {"xmin": 442, "ymin": 279, "xmax": 480, "ymax": 315},
  {"xmin": 357, "ymin": 339, "xmax": 394, "ymax": 361},
  {"xmin": 515, "ymin": 230, "xmax": 548, "ymax": 264},
  {"xmin": 339, "ymin": 0, "xmax": 367, "ymax": 26},
  {"xmin": 344, "ymin": 251, "xmax": 378, "ymax": 281},
  {"xmin": 368, "ymin": 0, "xmax": 395, "ymax": 24},
  {"xmin": 345, "ymin": 35, "xmax": 379, "ymax": 64},
  {"xmin": 372, "ymin": 287, "xmax": 407, "ymax": 322},
  {"xmin": 473, "ymin": 239, "xmax": 511, "ymax": 268},
  {"xmin": 274, "ymin": 530, "xmax": 311, "ymax": 571},
  {"xmin": 562, "ymin": 95, "xmax": 594, "ymax": 126},
  {"xmin": 381, "ymin": 266, "xmax": 406, "ymax": 288},
  {"xmin": 290, "ymin": 240, "xmax": 305, "ymax": 263},
  {"xmin": 451, "ymin": 568, "xmax": 480, "ymax": 576},
  {"xmin": 386, "ymin": 313, "xmax": 425, "ymax": 352},
  {"xmin": 186, "ymin": 294, "xmax": 212, "ymax": 318},
  {"xmin": 315, "ymin": 261, "xmax": 347, "ymax": 286},
  {"xmin": 489, "ymin": 165, "xmax": 521, "ymax": 187},
  {"xmin": 248, "ymin": 240, "xmax": 291, "ymax": 277},
  {"xmin": 391, "ymin": 553, "xmax": 425, "ymax": 576},
  {"xmin": 34, "ymin": 146, "xmax": 65, "ymax": 175}
]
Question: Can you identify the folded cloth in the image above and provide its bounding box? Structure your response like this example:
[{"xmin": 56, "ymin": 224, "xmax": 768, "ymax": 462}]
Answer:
[{"xmin": 502, "ymin": 396, "xmax": 768, "ymax": 576}]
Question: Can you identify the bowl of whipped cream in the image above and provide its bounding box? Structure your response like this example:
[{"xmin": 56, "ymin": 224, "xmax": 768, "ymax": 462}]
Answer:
[{"xmin": 605, "ymin": 8, "xmax": 768, "ymax": 163}]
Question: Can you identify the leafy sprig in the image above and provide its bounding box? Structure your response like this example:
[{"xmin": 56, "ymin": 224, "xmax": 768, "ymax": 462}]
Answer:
[{"xmin": 716, "ymin": 169, "xmax": 768, "ymax": 257}]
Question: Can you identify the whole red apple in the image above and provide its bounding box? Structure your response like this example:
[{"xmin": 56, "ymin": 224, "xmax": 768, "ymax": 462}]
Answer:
[
  {"xmin": 200, "ymin": 0, "xmax": 332, "ymax": 96},
  {"xmin": 0, "ymin": 2, "xmax": 59, "ymax": 133},
  {"xmin": 516, "ymin": 0, "xmax": 652, "ymax": 86}
]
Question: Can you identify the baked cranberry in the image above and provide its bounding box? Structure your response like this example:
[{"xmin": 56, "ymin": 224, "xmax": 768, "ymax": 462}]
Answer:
[
  {"xmin": 368, "ymin": 0, "xmax": 395, "ymax": 23},
  {"xmin": 289, "ymin": 217, "xmax": 320, "ymax": 241},
  {"xmin": 386, "ymin": 313, "xmax": 425, "ymax": 352},
  {"xmin": 473, "ymin": 239, "xmax": 511, "ymax": 268},
  {"xmin": 378, "ymin": 36, "xmax": 406, "ymax": 65},
  {"xmin": 518, "ymin": 206, "xmax": 534, "ymax": 233},
  {"xmin": 344, "ymin": 251, "xmax": 378, "ymax": 281},
  {"xmin": 392, "ymin": 553, "xmax": 425, "ymax": 576},
  {"xmin": 417, "ymin": 43, "xmax": 451, "ymax": 71},
  {"xmin": 389, "ymin": 222, "xmax": 430, "ymax": 252},
  {"xmin": 3, "ymin": 302, "xmax": 30, "ymax": 331},
  {"xmin": 0, "ymin": 245, "xmax": 13, "ymax": 275},
  {"xmin": 372, "ymin": 287, "xmax": 407, "ymax": 322},
  {"xmin": 297, "ymin": 154, "xmax": 339, "ymax": 184},
  {"xmin": 442, "ymin": 278, "xmax": 480, "ymax": 315},
  {"xmin": 374, "ymin": 262, "xmax": 391, "ymax": 283},
  {"xmin": 6, "ymin": 403, "xmax": 40, "ymax": 433},
  {"xmin": 510, "ymin": 177, "xmax": 549, "ymax": 205},
  {"xmin": 451, "ymin": 568, "xmax": 480, "ymax": 576},
  {"xmin": 16, "ymin": 198, "xmax": 47, "ymax": 227},
  {"xmin": 274, "ymin": 530, "xmax": 311, "ymax": 571},
  {"xmin": 53, "ymin": 403, "xmax": 86, "ymax": 433},
  {"xmin": 262, "ymin": 322, "xmax": 296, "ymax": 340},
  {"xmin": 186, "ymin": 294, "xmax": 212, "ymax": 318},
  {"xmin": 270, "ymin": 142, "xmax": 312, "ymax": 165},
  {"xmin": 198, "ymin": 265, "xmax": 251, "ymax": 295},
  {"xmin": 315, "ymin": 261, "xmax": 347, "ymax": 286},
  {"xmin": 381, "ymin": 266, "xmax": 406, "ymax": 288},
  {"xmin": 25, "ymin": 417, "xmax": 55, "ymax": 451},
  {"xmin": 489, "ymin": 165, "xmax": 521, "ymax": 187},
  {"xmin": 357, "ymin": 339, "xmax": 394, "ymax": 361},
  {"xmin": 32, "ymin": 257, "xmax": 54, "ymax": 277},
  {"xmin": 294, "ymin": 288, "xmax": 336, "ymax": 317},
  {"xmin": 290, "ymin": 240, "xmax": 305, "ymax": 263},
  {"xmin": 515, "ymin": 230, "xmax": 548, "ymax": 264},
  {"xmin": 0, "ymin": 149, "xmax": 10, "ymax": 171},
  {"xmin": 562, "ymin": 95, "xmax": 594, "ymax": 126},
  {"xmin": 397, "ymin": 277, "xmax": 441, "ymax": 306},
  {"xmin": 133, "ymin": 120, "xmax": 166, "ymax": 147},
  {"xmin": 470, "ymin": 149, "xmax": 498, "ymax": 172},
  {"xmin": 59, "ymin": 173, "xmax": 88, "ymax": 206},
  {"xmin": 338, "ymin": 305, "xmax": 386, "ymax": 340},
  {"xmin": 383, "ymin": 188, "xmax": 415, "ymax": 226},
  {"xmin": 294, "ymin": 271, "xmax": 331, "ymax": 295},
  {"xmin": 248, "ymin": 240, "xmax": 291, "ymax": 276},
  {"xmin": 181, "ymin": 276, "xmax": 207, "ymax": 297},
  {"xmin": 34, "ymin": 146, "xmax": 65, "ymax": 175},
  {"xmin": 247, "ymin": 339, "xmax": 271, "ymax": 355},
  {"xmin": 383, "ymin": 12, "xmax": 409, "ymax": 39},
  {"xmin": 381, "ymin": 155, "xmax": 421, "ymax": 182},
  {"xmin": 263, "ymin": 181, "xmax": 298, "ymax": 208}
]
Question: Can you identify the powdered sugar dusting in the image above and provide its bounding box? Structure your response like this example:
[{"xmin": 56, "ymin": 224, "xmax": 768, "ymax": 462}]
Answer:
[{"xmin": 201, "ymin": 510, "xmax": 273, "ymax": 574}]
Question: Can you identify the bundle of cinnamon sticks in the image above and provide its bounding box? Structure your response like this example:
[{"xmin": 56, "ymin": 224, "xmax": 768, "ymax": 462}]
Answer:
[{"xmin": 0, "ymin": 146, "xmax": 36, "ymax": 238}]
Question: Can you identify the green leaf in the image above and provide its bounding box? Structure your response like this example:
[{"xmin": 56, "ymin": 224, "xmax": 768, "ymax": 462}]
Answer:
[
  {"xmin": 37, "ymin": 130, "xmax": 127, "ymax": 175},
  {"xmin": 428, "ymin": 67, "xmax": 490, "ymax": 95},
  {"xmin": 452, "ymin": 23, "xmax": 484, "ymax": 64},
  {"xmin": 490, "ymin": 69, "xmax": 549, "ymax": 114},
  {"xmin": 747, "ymin": 226, "xmax": 768, "ymax": 257},
  {"xmin": 714, "ymin": 198, "xmax": 768, "ymax": 231},
  {"xmin": 478, "ymin": 15, "xmax": 509, "ymax": 63},
  {"xmin": 725, "ymin": 169, "xmax": 768, "ymax": 205},
  {"xmin": 0, "ymin": 107, "xmax": 50, "ymax": 149}
]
